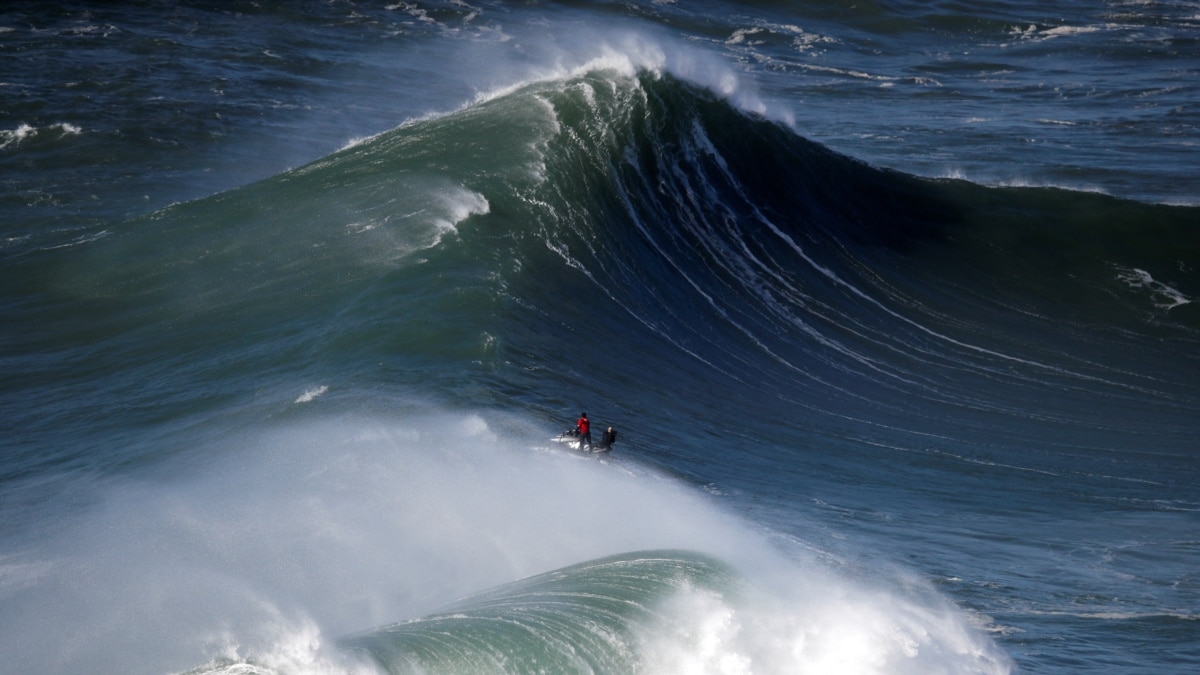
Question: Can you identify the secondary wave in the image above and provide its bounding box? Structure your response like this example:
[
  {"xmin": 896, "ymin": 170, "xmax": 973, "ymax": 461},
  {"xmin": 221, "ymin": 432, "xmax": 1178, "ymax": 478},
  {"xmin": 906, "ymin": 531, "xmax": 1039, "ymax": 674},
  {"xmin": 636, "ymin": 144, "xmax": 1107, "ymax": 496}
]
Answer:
[{"xmin": 340, "ymin": 548, "xmax": 1011, "ymax": 675}]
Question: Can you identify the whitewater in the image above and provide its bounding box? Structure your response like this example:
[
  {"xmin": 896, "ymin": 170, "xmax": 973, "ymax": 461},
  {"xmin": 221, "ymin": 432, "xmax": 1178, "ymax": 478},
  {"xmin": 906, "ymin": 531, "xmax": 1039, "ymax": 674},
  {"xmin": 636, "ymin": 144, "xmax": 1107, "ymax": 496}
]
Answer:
[{"xmin": 1, "ymin": 2, "xmax": 1197, "ymax": 674}]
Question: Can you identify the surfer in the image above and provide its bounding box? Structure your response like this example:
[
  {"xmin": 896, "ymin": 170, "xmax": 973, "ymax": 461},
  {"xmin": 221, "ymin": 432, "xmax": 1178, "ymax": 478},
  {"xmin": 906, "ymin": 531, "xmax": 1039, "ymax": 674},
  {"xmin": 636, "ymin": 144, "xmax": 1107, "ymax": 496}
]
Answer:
[
  {"xmin": 576, "ymin": 412, "xmax": 592, "ymax": 451},
  {"xmin": 597, "ymin": 426, "xmax": 617, "ymax": 452}
]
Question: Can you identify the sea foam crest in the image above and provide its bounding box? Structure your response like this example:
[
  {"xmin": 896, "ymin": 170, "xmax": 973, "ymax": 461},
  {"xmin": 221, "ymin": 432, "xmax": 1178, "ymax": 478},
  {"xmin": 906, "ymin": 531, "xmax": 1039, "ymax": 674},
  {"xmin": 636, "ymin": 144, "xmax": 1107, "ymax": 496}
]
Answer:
[
  {"xmin": 1116, "ymin": 266, "xmax": 1192, "ymax": 310},
  {"xmin": 343, "ymin": 25, "xmax": 789, "ymax": 160},
  {"xmin": 432, "ymin": 186, "xmax": 490, "ymax": 236},
  {"xmin": 295, "ymin": 386, "xmax": 328, "ymax": 404},
  {"xmin": 0, "ymin": 122, "xmax": 82, "ymax": 150},
  {"xmin": 456, "ymin": 26, "xmax": 788, "ymax": 126}
]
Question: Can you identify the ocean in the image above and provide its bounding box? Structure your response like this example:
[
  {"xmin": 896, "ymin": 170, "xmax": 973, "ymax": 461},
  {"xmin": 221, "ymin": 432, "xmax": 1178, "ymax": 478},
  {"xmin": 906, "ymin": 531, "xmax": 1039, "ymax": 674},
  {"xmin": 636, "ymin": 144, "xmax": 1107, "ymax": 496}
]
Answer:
[{"xmin": 1, "ymin": 2, "xmax": 1197, "ymax": 673}]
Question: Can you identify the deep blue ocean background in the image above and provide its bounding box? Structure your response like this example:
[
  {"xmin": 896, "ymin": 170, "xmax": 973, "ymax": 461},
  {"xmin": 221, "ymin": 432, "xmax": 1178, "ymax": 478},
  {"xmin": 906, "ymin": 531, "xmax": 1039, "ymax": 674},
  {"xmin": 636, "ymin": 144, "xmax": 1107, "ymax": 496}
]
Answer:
[{"xmin": 2, "ymin": 2, "xmax": 1198, "ymax": 674}]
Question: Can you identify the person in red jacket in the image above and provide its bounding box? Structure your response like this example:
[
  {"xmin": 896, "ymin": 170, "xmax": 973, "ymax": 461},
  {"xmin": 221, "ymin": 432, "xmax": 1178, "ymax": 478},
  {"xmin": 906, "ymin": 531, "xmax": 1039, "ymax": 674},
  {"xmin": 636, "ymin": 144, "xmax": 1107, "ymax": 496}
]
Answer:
[{"xmin": 576, "ymin": 412, "xmax": 592, "ymax": 451}]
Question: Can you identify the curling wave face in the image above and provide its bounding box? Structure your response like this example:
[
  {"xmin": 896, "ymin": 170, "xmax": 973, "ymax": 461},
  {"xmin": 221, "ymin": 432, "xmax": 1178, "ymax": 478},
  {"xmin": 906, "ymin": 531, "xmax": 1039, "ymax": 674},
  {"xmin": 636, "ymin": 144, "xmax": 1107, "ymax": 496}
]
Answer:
[{"xmin": 340, "ymin": 548, "xmax": 1012, "ymax": 675}]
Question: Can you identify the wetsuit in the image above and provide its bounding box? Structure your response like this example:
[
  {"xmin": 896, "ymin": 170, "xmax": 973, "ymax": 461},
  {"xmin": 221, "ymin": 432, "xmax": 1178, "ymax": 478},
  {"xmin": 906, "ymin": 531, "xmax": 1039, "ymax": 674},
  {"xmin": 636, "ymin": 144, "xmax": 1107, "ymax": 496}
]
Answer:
[{"xmin": 598, "ymin": 427, "xmax": 617, "ymax": 451}]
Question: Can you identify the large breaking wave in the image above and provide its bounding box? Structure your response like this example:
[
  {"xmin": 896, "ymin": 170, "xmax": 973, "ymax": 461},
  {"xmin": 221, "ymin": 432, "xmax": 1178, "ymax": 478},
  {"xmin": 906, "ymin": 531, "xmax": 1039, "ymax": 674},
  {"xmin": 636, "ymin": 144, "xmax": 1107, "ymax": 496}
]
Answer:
[{"xmin": 3, "ymin": 64, "xmax": 1197, "ymax": 674}]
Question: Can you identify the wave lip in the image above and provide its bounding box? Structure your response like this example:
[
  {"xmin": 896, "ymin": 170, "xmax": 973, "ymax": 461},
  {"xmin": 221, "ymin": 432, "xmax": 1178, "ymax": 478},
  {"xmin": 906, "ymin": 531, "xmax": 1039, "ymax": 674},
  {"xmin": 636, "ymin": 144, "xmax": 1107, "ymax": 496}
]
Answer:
[{"xmin": 338, "ymin": 548, "xmax": 1014, "ymax": 675}]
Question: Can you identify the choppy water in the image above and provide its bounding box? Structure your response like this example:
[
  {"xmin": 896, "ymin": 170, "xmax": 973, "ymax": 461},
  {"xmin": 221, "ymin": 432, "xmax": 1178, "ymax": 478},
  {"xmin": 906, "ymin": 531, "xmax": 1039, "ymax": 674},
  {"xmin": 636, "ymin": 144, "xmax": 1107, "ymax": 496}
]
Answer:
[{"xmin": 2, "ymin": 2, "xmax": 1198, "ymax": 674}]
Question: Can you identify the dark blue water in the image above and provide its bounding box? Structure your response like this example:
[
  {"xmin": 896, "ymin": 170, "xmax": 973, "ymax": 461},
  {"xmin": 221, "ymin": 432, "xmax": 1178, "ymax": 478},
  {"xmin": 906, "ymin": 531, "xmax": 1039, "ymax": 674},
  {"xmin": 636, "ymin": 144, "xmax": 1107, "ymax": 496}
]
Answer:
[{"xmin": 2, "ymin": 2, "xmax": 1198, "ymax": 674}]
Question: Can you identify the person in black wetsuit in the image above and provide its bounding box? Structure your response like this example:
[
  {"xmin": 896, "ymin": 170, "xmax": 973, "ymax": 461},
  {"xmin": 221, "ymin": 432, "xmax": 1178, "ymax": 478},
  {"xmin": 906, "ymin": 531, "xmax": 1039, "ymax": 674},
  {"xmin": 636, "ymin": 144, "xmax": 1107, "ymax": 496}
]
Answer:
[{"xmin": 597, "ymin": 426, "xmax": 617, "ymax": 452}]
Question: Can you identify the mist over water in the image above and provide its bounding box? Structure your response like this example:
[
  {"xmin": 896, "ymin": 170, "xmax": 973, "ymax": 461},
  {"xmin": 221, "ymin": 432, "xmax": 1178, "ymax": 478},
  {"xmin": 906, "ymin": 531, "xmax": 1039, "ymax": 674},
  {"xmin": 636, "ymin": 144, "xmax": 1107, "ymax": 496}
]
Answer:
[{"xmin": 0, "ymin": 411, "xmax": 1010, "ymax": 675}]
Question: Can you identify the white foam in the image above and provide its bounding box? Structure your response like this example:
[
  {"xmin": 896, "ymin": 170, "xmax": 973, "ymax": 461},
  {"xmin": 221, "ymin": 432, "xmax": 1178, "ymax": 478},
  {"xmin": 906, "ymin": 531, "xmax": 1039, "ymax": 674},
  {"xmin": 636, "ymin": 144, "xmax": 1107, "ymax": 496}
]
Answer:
[
  {"xmin": 180, "ymin": 617, "xmax": 377, "ymax": 675},
  {"xmin": 294, "ymin": 386, "xmax": 328, "ymax": 404},
  {"xmin": 39, "ymin": 229, "xmax": 111, "ymax": 251},
  {"xmin": 1116, "ymin": 266, "xmax": 1192, "ymax": 310},
  {"xmin": 642, "ymin": 577, "xmax": 1012, "ymax": 674},
  {"xmin": 0, "ymin": 122, "xmax": 82, "ymax": 150},
  {"xmin": 336, "ymin": 134, "xmax": 377, "ymax": 152},
  {"xmin": 430, "ymin": 185, "xmax": 490, "ymax": 240},
  {"xmin": 1008, "ymin": 23, "xmax": 1111, "ymax": 43},
  {"xmin": 339, "ymin": 181, "xmax": 490, "ymax": 258}
]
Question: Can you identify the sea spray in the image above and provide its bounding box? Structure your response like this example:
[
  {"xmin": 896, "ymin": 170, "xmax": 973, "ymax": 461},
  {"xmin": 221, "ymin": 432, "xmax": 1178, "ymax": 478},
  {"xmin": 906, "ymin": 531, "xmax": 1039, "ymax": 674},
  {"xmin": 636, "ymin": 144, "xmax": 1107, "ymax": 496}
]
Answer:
[{"xmin": 0, "ymin": 410, "xmax": 1009, "ymax": 674}]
